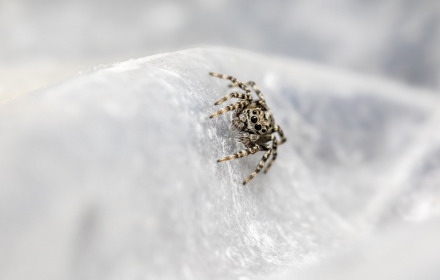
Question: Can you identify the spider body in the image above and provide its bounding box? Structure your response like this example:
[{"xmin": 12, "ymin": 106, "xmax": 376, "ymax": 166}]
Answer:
[{"xmin": 209, "ymin": 72, "xmax": 286, "ymax": 185}]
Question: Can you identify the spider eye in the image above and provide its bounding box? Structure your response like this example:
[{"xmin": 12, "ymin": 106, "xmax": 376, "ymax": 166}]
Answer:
[
  {"xmin": 251, "ymin": 116, "xmax": 258, "ymax": 123},
  {"xmin": 252, "ymin": 110, "xmax": 257, "ymax": 114},
  {"xmin": 262, "ymin": 129, "xmax": 266, "ymax": 133},
  {"xmin": 255, "ymin": 124, "xmax": 262, "ymax": 130}
]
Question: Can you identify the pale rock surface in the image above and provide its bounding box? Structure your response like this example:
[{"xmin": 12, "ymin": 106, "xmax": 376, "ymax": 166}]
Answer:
[{"xmin": 1, "ymin": 47, "xmax": 440, "ymax": 280}]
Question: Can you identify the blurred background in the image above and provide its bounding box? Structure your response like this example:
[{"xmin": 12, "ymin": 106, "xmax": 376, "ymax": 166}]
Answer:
[
  {"xmin": 1, "ymin": 0, "xmax": 439, "ymax": 103},
  {"xmin": 2, "ymin": 1, "xmax": 440, "ymax": 279}
]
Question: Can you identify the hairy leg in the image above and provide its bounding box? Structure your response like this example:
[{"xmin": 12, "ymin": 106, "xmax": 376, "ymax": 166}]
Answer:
[
  {"xmin": 264, "ymin": 137, "xmax": 278, "ymax": 173},
  {"xmin": 217, "ymin": 145, "xmax": 260, "ymax": 162},
  {"xmin": 246, "ymin": 81, "xmax": 266, "ymax": 102},
  {"xmin": 214, "ymin": 91, "xmax": 252, "ymax": 105},
  {"xmin": 243, "ymin": 146, "xmax": 272, "ymax": 185},
  {"xmin": 274, "ymin": 124, "xmax": 287, "ymax": 144},
  {"xmin": 210, "ymin": 100, "xmax": 249, "ymax": 119},
  {"xmin": 228, "ymin": 80, "xmax": 266, "ymax": 103},
  {"xmin": 209, "ymin": 72, "xmax": 251, "ymax": 94}
]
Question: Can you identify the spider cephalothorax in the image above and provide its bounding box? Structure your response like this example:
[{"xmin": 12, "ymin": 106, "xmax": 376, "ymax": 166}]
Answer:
[{"xmin": 209, "ymin": 72, "xmax": 286, "ymax": 185}]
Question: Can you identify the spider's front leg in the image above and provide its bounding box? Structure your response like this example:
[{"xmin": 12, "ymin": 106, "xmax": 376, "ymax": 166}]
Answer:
[
  {"xmin": 217, "ymin": 144, "xmax": 260, "ymax": 162},
  {"xmin": 243, "ymin": 144, "xmax": 273, "ymax": 185},
  {"xmin": 214, "ymin": 91, "xmax": 252, "ymax": 105},
  {"xmin": 209, "ymin": 100, "xmax": 250, "ymax": 119}
]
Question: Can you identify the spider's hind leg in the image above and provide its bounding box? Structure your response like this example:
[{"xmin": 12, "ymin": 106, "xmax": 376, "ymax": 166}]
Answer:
[
  {"xmin": 230, "ymin": 80, "xmax": 266, "ymax": 101},
  {"xmin": 246, "ymin": 81, "xmax": 266, "ymax": 103},
  {"xmin": 209, "ymin": 72, "xmax": 251, "ymax": 94}
]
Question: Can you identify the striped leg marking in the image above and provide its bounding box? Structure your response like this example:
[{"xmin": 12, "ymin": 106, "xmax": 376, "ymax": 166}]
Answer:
[
  {"xmin": 228, "ymin": 80, "xmax": 266, "ymax": 102},
  {"xmin": 209, "ymin": 72, "xmax": 251, "ymax": 94},
  {"xmin": 228, "ymin": 81, "xmax": 250, "ymax": 88},
  {"xmin": 210, "ymin": 100, "xmax": 249, "ymax": 119},
  {"xmin": 217, "ymin": 145, "xmax": 260, "ymax": 162},
  {"xmin": 264, "ymin": 137, "xmax": 278, "ymax": 173},
  {"xmin": 274, "ymin": 125, "xmax": 287, "ymax": 144},
  {"xmin": 243, "ymin": 147, "xmax": 272, "ymax": 185},
  {"xmin": 247, "ymin": 81, "xmax": 266, "ymax": 102},
  {"xmin": 214, "ymin": 91, "xmax": 252, "ymax": 105}
]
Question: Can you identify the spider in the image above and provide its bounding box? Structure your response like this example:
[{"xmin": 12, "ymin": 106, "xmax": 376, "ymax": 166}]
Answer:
[{"xmin": 209, "ymin": 72, "xmax": 287, "ymax": 185}]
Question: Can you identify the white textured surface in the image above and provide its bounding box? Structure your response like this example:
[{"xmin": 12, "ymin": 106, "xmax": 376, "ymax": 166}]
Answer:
[{"xmin": 1, "ymin": 47, "xmax": 440, "ymax": 279}]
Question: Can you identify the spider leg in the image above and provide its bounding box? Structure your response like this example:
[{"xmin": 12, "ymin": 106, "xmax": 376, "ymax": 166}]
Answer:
[
  {"xmin": 246, "ymin": 81, "xmax": 266, "ymax": 103},
  {"xmin": 217, "ymin": 144, "xmax": 260, "ymax": 162},
  {"xmin": 274, "ymin": 124, "xmax": 287, "ymax": 144},
  {"xmin": 228, "ymin": 81, "xmax": 251, "ymax": 88},
  {"xmin": 228, "ymin": 80, "xmax": 266, "ymax": 103},
  {"xmin": 243, "ymin": 145, "xmax": 272, "ymax": 185},
  {"xmin": 214, "ymin": 91, "xmax": 252, "ymax": 105},
  {"xmin": 234, "ymin": 80, "xmax": 269, "ymax": 110},
  {"xmin": 209, "ymin": 72, "xmax": 251, "ymax": 94},
  {"xmin": 210, "ymin": 100, "xmax": 249, "ymax": 119},
  {"xmin": 264, "ymin": 137, "xmax": 278, "ymax": 173}
]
